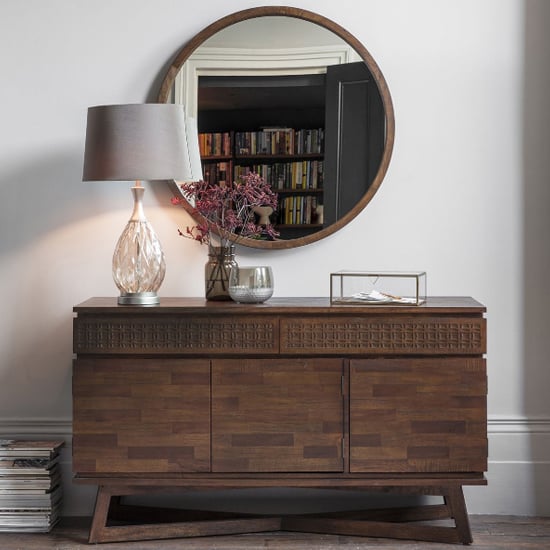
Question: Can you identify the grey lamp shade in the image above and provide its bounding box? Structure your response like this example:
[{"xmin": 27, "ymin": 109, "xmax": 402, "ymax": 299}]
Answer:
[{"xmin": 82, "ymin": 103, "xmax": 202, "ymax": 182}]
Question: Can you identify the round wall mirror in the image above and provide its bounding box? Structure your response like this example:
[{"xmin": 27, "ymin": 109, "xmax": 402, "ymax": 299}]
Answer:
[{"xmin": 158, "ymin": 6, "xmax": 394, "ymax": 249}]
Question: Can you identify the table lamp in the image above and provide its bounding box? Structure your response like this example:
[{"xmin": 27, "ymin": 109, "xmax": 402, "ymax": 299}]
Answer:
[{"xmin": 83, "ymin": 104, "xmax": 202, "ymax": 305}]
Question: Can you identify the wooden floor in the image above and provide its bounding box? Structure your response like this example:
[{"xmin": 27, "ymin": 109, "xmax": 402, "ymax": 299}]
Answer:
[{"xmin": 0, "ymin": 516, "xmax": 548, "ymax": 549}]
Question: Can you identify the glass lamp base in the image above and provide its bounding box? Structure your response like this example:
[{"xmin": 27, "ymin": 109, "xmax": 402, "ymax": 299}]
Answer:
[
  {"xmin": 118, "ymin": 291, "xmax": 160, "ymax": 306},
  {"xmin": 112, "ymin": 185, "xmax": 166, "ymax": 307}
]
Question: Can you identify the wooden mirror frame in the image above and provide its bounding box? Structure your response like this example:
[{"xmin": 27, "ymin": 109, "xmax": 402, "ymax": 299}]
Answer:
[{"xmin": 158, "ymin": 6, "xmax": 395, "ymax": 250}]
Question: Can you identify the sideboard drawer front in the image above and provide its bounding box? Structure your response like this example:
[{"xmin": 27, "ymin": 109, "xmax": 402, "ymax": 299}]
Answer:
[
  {"xmin": 350, "ymin": 357, "xmax": 487, "ymax": 473},
  {"xmin": 280, "ymin": 316, "xmax": 486, "ymax": 355},
  {"xmin": 212, "ymin": 358, "xmax": 344, "ymax": 473},
  {"xmin": 74, "ymin": 315, "xmax": 279, "ymax": 355},
  {"xmin": 72, "ymin": 358, "xmax": 211, "ymax": 474}
]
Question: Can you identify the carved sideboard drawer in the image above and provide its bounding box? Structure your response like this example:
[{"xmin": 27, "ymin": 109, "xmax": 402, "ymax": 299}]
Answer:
[
  {"xmin": 280, "ymin": 316, "xmax": 486, "ymax": 355},
  {"xmin": 73, "ymin": 315, "xmax": 279, "ymax": 355}
]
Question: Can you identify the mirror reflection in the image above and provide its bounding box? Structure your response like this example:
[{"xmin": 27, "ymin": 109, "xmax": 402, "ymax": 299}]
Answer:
[{"xmin": 159, "ymin": 8, "xmax": 394, "ymax": 249}]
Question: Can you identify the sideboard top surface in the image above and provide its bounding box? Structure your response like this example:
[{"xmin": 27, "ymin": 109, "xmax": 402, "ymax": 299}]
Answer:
[{"xmin": 74, "ymin": 296, "xmax": 485, "ymax": 315}]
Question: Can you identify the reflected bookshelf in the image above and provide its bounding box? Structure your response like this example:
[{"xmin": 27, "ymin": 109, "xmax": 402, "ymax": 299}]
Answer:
[{"xmin": 199, "ymin": 127, "xmax": 325, "ymax": 238}]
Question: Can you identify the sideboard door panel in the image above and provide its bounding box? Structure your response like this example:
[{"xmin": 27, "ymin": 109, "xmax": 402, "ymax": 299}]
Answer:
[
  {"xmin": 73, "ymin": 358, "xmax": 211, "ymax": 474},
  {"xmin": 212, "ymin": 358, "xmax": 344, "ymax": 473},
  {"xmin": 350, "ymin": 358, "xmax": 487, "ymax": 473}
]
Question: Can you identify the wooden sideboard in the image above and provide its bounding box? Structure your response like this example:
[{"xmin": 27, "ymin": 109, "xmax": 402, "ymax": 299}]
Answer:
[{"xmin": 72, "ymin": 297, "xmax": 487, "ymax": 544}]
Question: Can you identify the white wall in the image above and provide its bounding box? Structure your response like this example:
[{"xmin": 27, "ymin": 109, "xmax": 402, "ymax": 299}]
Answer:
[{"xmin": 0, "ymin": 0, "xmax": 549, "ymax": 517}]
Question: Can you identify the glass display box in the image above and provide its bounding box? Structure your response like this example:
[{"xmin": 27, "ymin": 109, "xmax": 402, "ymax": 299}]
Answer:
[{"xmin": 330, "ymin": 271, "xmax": 427, "ymax": 305}]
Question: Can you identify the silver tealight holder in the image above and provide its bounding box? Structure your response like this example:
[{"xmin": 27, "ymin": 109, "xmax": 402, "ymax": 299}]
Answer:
[{"xmin": 229, "ymin": 266, "xmax": 274, "ymax": 304}]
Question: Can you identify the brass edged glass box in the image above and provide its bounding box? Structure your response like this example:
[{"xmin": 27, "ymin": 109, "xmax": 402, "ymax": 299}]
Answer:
[{"xmin": 330, "ymin": 271, "xmax": 427, "ymax": 305}]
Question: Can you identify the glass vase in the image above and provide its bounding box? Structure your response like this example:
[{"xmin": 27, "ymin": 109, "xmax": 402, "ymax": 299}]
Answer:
[{"xmin": 205, "ymin": 245, "xmax": 237, "ymax": 301}]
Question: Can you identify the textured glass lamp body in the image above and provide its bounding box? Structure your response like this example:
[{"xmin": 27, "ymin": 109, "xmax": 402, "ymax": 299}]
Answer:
[{"xmin": 113, "ymin": 185, "xmax": 165, "ymax": 305}]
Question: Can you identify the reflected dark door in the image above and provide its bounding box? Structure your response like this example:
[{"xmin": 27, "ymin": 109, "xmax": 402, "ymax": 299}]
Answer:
[{"xmin": 323, "ymin": 61, "xmax": 385, "ymax": 227}]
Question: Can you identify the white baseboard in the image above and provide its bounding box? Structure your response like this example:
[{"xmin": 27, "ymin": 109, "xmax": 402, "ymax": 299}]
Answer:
[
  {"xmin": 1, "ymin": 416, "xmax": 549, "ymax": 516},
  {"xmin": 0, "ymin": 418, "xmax": 72, "ymax": 436}
]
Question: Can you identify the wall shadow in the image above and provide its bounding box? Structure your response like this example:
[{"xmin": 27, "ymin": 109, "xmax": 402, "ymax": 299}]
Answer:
[{"xmin": 522, "ymin": 0, "xmax": 550, "ymax": 515}]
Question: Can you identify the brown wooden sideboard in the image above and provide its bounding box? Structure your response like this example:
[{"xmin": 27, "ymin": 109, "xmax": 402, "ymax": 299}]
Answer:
[{"xmin": 72, "ymin": 297, "xmax": 487, "ymax": 544}]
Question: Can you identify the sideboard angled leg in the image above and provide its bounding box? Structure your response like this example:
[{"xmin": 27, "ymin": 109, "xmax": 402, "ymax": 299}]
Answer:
[
  {"xmin": 445, "ymin": 485, "xmax": 473, "ymax": 545},
  {"xmin": 88, "ymin": 485, "xmax": 113, "ymax": 543}
]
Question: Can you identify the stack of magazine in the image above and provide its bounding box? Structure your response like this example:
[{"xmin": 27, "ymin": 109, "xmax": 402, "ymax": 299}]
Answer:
[{"xmin": 0, "ymin": 440, "xmax": 64, "ymax": 532}]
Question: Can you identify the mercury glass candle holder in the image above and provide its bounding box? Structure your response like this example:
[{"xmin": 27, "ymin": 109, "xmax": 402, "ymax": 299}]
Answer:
[{"xmin": 229, "ymin": 266, "xmax": 274, "ymax": 304}]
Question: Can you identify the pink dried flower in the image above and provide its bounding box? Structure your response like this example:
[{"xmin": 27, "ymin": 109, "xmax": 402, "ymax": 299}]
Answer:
[{"xmin": 174, "ymin": 172, "xmax": 279, "ymax": 247}]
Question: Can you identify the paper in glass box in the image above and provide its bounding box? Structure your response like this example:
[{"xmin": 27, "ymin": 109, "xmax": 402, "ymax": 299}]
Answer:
[{"xmin": 330, "ymin": 271, "xmax": 426, "ymax": 305}]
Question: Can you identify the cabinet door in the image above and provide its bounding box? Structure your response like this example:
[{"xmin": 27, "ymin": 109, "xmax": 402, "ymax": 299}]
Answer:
[
  {"xmin": 350, "ymin": 358, "xmax": 487, "ymax": 473},
  {"xmin": 212, "ymin": 358, "xmax": 344, "ymax": 472},
  {"xmin": 73, "ymin": 358, "xmax": 210, "ymax": 474}
]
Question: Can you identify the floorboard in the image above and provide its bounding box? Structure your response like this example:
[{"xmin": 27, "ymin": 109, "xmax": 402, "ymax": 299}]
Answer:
[{"xmin": 0, "ymin": 516, "xmax": 548, "ymax": 549}]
